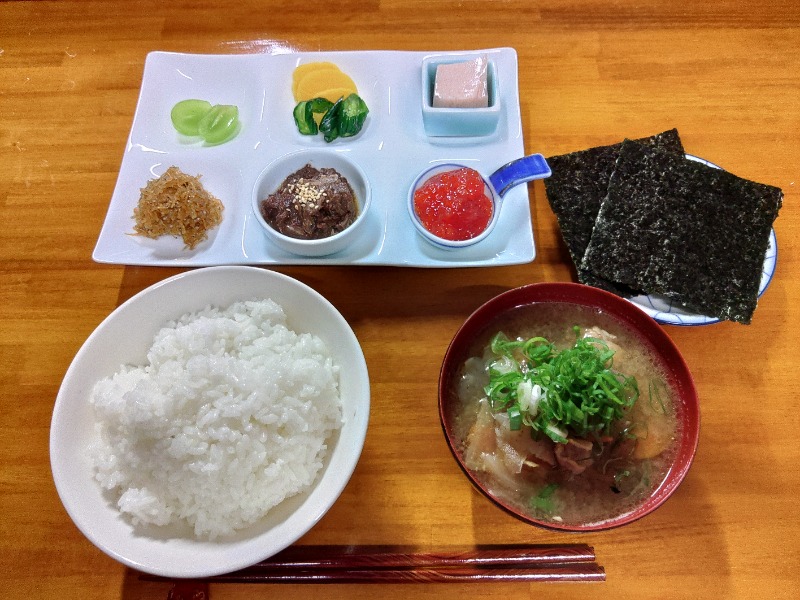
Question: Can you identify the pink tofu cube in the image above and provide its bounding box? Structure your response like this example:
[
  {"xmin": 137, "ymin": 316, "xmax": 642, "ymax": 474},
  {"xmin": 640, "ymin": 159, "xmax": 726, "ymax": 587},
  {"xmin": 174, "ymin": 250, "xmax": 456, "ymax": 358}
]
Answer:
[{"xmin": 432, "ymin": 56, "xmax": 489, "ymax": 109}]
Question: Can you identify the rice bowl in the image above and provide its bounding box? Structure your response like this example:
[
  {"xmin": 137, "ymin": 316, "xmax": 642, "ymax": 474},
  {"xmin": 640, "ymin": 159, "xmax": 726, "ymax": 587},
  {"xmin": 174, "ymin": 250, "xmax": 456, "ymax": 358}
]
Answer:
[
  {"xmin": 90, "ymin": 299, "xmax": 342, "ymax": 539},
  {"xmin": 50, "ymin": 266, "xmax": 370, "ymax": 578}
]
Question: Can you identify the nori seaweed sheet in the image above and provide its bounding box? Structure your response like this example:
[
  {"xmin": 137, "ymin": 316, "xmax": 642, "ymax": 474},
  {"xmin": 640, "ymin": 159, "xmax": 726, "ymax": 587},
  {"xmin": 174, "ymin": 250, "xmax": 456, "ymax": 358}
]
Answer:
[
  {"xmin": 582, "ymin": 140, "xmax": 782, "ymax": 324},
  {"xmin": 544, "ymin": 129, "xmax": 685, "ymax": 295}
]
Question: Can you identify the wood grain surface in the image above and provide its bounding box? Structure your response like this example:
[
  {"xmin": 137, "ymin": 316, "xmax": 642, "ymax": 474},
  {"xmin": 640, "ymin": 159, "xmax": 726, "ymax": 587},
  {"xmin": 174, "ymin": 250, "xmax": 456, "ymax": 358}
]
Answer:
[{"xmin": 2, "ymin": 1, "xmax": 798, "ymax": 599}]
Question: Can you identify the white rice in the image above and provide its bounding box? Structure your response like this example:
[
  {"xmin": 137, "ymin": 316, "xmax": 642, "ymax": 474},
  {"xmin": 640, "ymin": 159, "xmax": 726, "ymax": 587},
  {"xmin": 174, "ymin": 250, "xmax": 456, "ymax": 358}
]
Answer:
[{"xmin": 89, "ymin": 299, "xmax": 342, "ymax": 539}]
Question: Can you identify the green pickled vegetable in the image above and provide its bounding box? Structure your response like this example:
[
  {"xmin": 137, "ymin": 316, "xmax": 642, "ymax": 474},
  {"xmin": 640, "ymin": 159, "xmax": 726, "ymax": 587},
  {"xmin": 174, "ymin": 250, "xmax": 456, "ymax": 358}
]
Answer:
[
  {"xmin": 338, "ymin": 93, "xmax": 369, "ymax": 137},
  {"xmin": 309, "ymin": 97, "xmax": 335, "ymax": 115},
  {"xmin": 170, "ymin": 100, "xmax": 240, "ymax": 145},
  {"xmin": 319, "ymin": 97, "xmax": 342, "ymax": 143},
  {"xmin": 197, "ymin": 104, "xmax": 239, "ymax": 145},
  {"xmin": 484, "ymin": 327, "xmax": 640, "ymax": 444},
  {"xmin": 292, "ymin": 93, "xmax": 369, "ymax": 143},
  {"xmin": 293, "ymin": 101, "xmax": 317, "ymax": 135},
  {"xmin": 293, "ymin": 97, "xmax": 335, "ymax": 136},
  {"xmin": 170, "ymin": 99, "xmax": 212, "ymax": 136}
]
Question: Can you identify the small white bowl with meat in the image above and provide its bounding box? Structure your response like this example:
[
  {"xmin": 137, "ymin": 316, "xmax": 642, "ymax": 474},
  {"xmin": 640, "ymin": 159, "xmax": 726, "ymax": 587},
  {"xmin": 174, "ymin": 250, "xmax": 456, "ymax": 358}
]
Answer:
[{"xmin": 252, "ymin": 149, "xmax": 372, "ymax": 257}]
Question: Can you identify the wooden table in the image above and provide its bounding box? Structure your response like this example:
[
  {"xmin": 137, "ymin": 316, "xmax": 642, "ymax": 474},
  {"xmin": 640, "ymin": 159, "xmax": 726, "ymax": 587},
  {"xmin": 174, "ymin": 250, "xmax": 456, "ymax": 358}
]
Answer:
[{"xmin": 2, "ymin": 1, "xmax": 798, "ymax": 598}]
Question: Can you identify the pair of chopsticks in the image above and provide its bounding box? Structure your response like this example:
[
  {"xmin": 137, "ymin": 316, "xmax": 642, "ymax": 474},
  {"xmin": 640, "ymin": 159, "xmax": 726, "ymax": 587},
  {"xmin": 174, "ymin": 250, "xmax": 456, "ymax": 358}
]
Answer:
[{"xmin": 207, "ymin": 544, "xmax": 605, "ymax": 584}]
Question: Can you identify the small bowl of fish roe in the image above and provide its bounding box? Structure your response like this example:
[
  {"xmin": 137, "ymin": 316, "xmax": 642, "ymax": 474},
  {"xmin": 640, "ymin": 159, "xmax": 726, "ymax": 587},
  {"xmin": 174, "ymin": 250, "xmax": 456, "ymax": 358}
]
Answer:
[
  {"xmin": 439, "ymin": 282, "xmax": 700, "ymax": 532},
  {"xmin": 408, "ymin": 163, "xmax": 500, "ymax": 250},
  {"xmin": 251, "ymin": 149, "xmax": 372, "ymax": 257},
  {"xmin": 50, "ymin": 266, "xmax": 370, "ymax": 577}
]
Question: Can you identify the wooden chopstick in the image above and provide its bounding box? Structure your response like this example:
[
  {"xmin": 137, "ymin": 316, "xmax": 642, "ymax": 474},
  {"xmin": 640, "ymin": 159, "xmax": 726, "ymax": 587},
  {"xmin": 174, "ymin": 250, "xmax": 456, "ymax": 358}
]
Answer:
[
  {"xmin": 151, "ymin": 544, "xmax": 605, "ymax": 589},
  {"xmin": 210, "ymin": 544, "xmax": 604, "ymax": 584},
  {"xmin": 253, "ymin": 543, "xmax": 598, "ymax": 569},
  {"xmin": 213, "ymin": 563, "xmax": 605, "ymax": 584}
]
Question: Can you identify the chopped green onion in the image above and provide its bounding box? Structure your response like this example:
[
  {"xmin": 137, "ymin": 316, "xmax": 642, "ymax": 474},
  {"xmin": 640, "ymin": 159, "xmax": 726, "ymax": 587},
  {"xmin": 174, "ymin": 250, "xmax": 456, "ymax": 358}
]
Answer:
[
  {"xmin": 545, "ymin": 423, "xmax": 568, "ymax": 443},
  {"xmin": 649, "ymin": 379, "xmax": 668, "ymax": 414},
  {"xmin": 612, "ymin": 469, "xmax": 632, "ymax": 492},
  {"xmin": 507, "ymin": 404, "xmax": 522, "ymax": 430},
  {"xmin": 484, "ymin": 327, "xmax": 639, "ymax": 443},
  {"xmin": 530, "ymin": 483, "xmax": 559, "ymax": 514}
]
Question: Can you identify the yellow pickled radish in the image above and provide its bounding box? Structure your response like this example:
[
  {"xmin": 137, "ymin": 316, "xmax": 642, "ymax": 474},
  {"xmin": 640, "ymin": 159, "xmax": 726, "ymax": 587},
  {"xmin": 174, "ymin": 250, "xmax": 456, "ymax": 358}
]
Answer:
[
  {"xmin": 291, "ymin": 61, "xmax": 342, "ymax": 98},
  {"xmin": 295, "ymin": 68, "xmax": 358, "ymax": 102}
]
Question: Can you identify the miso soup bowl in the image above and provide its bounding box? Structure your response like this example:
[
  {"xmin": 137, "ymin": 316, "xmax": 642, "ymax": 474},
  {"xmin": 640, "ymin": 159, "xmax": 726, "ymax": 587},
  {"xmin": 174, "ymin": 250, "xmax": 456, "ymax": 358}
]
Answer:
[
  {"xmin": 252, "ymin": 149, "xmax": 372, "ymax": 257},
  {"xmin": 438, "ymin": 282, "xmax": 700, "ymax": 532}
]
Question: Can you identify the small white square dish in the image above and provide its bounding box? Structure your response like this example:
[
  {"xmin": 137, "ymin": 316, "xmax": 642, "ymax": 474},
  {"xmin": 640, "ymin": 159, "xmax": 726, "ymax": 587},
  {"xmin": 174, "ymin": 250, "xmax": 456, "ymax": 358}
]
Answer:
[{"xmin": 421, "ymin": 53, "xmax": 501, "ymax": 137}]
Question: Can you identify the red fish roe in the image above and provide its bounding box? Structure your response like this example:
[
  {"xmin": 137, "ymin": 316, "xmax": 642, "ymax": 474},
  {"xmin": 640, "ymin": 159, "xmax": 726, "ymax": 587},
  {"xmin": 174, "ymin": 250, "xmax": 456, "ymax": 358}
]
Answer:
[{"xmin": 413, "ymin": 167, "xmax": 494, "ymax": 241}]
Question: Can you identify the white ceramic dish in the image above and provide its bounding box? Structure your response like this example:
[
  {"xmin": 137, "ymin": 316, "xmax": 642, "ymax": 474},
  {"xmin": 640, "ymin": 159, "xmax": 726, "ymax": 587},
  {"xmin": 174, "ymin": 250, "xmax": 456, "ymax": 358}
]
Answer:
[
  {"xmin": 50, "ymin": 267, "xmax": 370, "ymax": 578},
  {"xmin": 628, "ymin": 154, "xmax": 778, "ymax": 326},
  {"xmin": 420, "ymin": 55, "xmax": 500, "ymax": 136},
  {"xmin": 93, "ymin": 48, "xmax": 534, "ymax": 268}
]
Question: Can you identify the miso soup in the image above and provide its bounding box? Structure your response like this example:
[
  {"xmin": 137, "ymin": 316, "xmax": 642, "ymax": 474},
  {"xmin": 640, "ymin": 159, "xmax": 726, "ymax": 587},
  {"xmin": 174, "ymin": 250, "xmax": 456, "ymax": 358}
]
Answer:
[{"xmin": 453, "ymin": 302, "xmax": 681, "ymax": 528}]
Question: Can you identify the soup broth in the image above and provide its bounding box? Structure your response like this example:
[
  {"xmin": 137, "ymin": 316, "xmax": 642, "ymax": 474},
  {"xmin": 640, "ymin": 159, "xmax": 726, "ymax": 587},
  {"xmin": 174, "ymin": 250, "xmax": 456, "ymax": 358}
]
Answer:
[{"xmin": 453, "ymin": 302, "xmax": 681, "ymax": 527}]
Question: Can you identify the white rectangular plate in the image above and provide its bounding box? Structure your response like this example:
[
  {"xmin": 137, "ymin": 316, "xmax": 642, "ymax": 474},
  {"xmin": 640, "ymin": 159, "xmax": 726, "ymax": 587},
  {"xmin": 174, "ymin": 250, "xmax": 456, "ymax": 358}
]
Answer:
[{"xmin": 93, "ymin": 48, "xmax": 535, "ymax": 267}]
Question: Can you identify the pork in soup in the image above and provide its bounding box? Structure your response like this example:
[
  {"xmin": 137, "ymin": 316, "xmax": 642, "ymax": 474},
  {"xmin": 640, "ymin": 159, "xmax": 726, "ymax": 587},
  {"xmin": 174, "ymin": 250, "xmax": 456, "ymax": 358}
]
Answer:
[{"xmin": 453, "ymin": 302, "xmax": 680, "ymax": 527}]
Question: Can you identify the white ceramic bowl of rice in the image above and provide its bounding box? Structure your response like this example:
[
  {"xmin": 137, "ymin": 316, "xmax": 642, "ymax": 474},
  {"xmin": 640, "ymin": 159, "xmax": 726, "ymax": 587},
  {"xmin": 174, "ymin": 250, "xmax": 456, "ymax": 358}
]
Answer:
[{"xmin": 50, "ymin": 266, "xmax": 370, "ymax": 578}]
